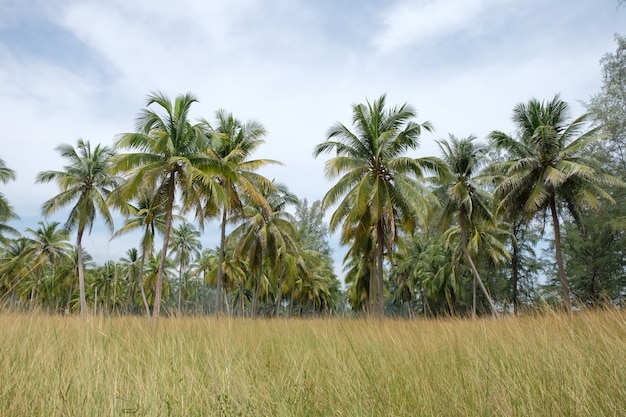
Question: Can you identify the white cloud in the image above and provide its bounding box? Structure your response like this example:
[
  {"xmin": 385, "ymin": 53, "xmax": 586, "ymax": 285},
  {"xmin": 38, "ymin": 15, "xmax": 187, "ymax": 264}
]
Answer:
[{"xmin": 373, "ymin": 0, "xmax": 500, "ymax": 52}]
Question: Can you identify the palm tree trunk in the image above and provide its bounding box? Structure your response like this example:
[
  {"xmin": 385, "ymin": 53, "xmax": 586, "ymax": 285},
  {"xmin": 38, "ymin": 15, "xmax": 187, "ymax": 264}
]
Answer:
[
  {"xmin": 511, "ymin": 237, "xmax": 520, "ymax": 316},
  {"xmin": 460, "ymin": 214, "xmax": 499, "ymax": 319},
  {"xmin": 447, "ymin": 287, "xmax": 456, "ymax": 317},
  {"xmin": 472, "ymin": 274, "xmax": 477, "ymax": 318},
  {"xmin": 550, "ymin": 197, "xmax": 572, "ymax": 312},
  {"xmin": 368, "ymin": 266, "xmax": 375, "ymax": 316},
  {"xmin": 463, "ymin": 247, "xmax": 500, "ymax": 319},
  {"xmin": 30, "ymin": 278, "xmax": 38, "ymax": 305},
  {"xmin": 216, "ymin": 209, "xmax": 227, "ymax": 317},
  {"xmin": 154, "ymin": 172, "xmax": 176, "ymax": 319},
  {"xmin": 275, "ymin": 267, "xmax": 284, "ymax": 318},
  {"xmin": 240, "ymin": 283, "xmax": 245, "ymax": 317},
  {"xmin": 139, "ymin": 252, "xmax": 151, "ymax": 317},
  {"xmin": 377, "ymin": 230, "xmax": 385, "ymax": 318},
  {"xmin": 177, "ymin": 262, "xmax": 183, "ymax": 315},
  {"xmin": 252, "ymin": 271, "xmax": 260, "ymax": 318},
  {"xmin": 77, "ymin": 227, "xmax": 88, "ymax": 317}
]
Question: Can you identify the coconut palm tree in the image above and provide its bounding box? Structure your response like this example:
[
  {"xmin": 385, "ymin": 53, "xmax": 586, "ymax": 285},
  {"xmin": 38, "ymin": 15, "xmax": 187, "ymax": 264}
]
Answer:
[
  {"xmin": 142, "ymin": 251, "xmax": 174, "ymax": 312},
  {"xmin": 229, "ymin": 181, "xmax": 298, "ymax": 318},
  {"xmin": 118, "ymin": 248, "xmax": 142, "ymax": 314},
  {"xmin": 291, "ymin": 247, "xmax": 339, "ymax": 316},
  {"xmin": 92, "ymin": 261, "xmax": 126, "ymax": 315},
  {"xmin": 489, "ymin": 95, "xmax": 623, "ymax": 311},
  {"xmin": 198, "ymin": 244, "xmax": 249, "ymax": 315},
  {"xmin": 36, "ymin": 140, "xmax": 117, "ymax": 317},
  {"xmin": 111, "ymin": 191, "xmax": 171, "ymax": 316},
  {"xmin": 433, "ymin": 135, "xmax": 505, "ymax": 318},
  {"xmin": 201, "ymin": 109, "xmax": 280, "ymax": 316},
  {"xmin": 46, "ymin": 246, "xmax": 93, "ymax": 313},
  {"xmin": 169, "ymin": 221, "xmax": 202, "ymax": 314},
  {"xmin": 112, "ymin": 91, "xmax": 229, "ymax": 318},
  {"xmin": 0, "ymin": 237, "xmax": 31, "ymax": 307},
  {"xmin": 23, "ymin": 221, "xmax": 73, "ymax": 307},
  {"xmin": 313, "ymin": 94, "xmax": 443, "ymax": 317}
]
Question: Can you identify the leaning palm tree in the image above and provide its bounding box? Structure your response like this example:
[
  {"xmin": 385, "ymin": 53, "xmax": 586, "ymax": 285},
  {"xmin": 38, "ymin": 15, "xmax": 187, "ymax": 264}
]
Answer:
[
  {"xmin": 433, "ymin": 135, "xmax": 504, "ymax": 318},
  {"xmin": 36, "ymin": 140, "xmax": 117, "ymax": 317},
  {"xmin": 111, "ymin": 91, "xmax": 229, "ymax": 318},
  {"xmin": 313, "ymin": 94, "xmax": 444, "ymax": 317},
  {"xmin": 201, "ymin": 109, "xmax": 280, "ymax": 316},
  {"xmin": 489, "ymin": 95, "xmax": 624, "ymax": 312}
]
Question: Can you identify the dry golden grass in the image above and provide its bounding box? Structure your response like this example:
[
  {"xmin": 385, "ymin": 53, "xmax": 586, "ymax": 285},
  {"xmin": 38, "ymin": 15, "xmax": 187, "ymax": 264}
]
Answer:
[{"xmin": 1, "ymin": 310, "xmax": 626, "ymax": 416}]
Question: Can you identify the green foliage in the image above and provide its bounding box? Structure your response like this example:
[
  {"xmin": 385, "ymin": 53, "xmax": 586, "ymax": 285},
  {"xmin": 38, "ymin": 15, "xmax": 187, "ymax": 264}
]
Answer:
[
  {"xmin": 0, "ymin": 158, "xmax": 18, "ymax": 242},
  {"xmin": 563, "ymin": 194, "xmax": 626, "ymax": 306},
  {"xmin": 489, "ymin": 95, "xmax": 623, "ymax": 311},
  {"xmin": 585, "ymin": 34, "xmax": 626, "ymax": 176}
]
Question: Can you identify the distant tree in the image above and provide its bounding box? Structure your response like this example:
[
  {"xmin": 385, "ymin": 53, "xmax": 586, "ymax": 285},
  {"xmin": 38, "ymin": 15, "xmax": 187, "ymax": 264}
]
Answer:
[
  {"xmin": 118, "ymin": 248, "xmax": 142, "ymax": 314},
  {"xmin": 295, "ymin": 199, "xmax": 332, "ymax": 255},
  {"xmin": 0, "ymin": 237, "xmax": 31, "ymax": 306},
  {"xmin": 559, "ymin": 34, "xmax": 626, "ymax": 307},
  {"xmin": 585, "ymin": 34, "xmax": 626, "ymax": 176},
  {"xmin": 230, "ymin": 181, "xmax": 298, "ymax": 318},
  {"xmin": 111, "ymin": 191, "xmax": 171, "ymax": 316},
  {"xmin": 36, "ymin": 140, "xmax": 117, "ymax": 317},
  {"xmin": 563, "ymin": 205, "xmax": 626, "ymax": 306},
  {"xmin": 23, "ymin": 221, "xmax": 73, "ymax": 307},
  {"xmin": 92, "ymin": 261, "xmax": 126, "ymax": 315},
  {"xmin": 169, "ymin": 221, "xmax": 202, "ymax": 314}
]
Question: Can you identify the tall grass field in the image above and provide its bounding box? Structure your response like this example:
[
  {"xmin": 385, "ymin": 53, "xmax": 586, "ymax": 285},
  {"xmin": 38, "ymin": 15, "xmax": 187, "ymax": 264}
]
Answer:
[{"xmin": 1, "ymin": 310, "xmax": 626, "ymax": 416}]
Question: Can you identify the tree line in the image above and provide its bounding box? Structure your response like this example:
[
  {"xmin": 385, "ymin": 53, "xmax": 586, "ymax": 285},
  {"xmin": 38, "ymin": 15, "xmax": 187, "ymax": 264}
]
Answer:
[{"xmin": 0, "ymin": 36, "xmax": 625, "ymax": 319}]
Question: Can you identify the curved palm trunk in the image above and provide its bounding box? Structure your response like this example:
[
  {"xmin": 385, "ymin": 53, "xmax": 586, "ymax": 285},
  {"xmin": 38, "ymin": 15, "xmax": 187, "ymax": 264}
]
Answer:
[
  {"xmin": 216, "ymin": 209, "xmax": 227, "ymax": 317},
  {"xmin": 462, "ymin": 245, "xmax": 500, "ymax": 319},
  {"xmin": 76, "ymin": 227, "xmax": 88, "ymax": 317},
  {"xmin": 153, "ymin": 173, "xmax": 176, "ymax": 319},
  {"xmin": 550, "ymin": 197, "xmax": 573, "ymax": 312},
  {"xmin": 460, "ymin": 214, "xmax": 499, "ymax": 319}
]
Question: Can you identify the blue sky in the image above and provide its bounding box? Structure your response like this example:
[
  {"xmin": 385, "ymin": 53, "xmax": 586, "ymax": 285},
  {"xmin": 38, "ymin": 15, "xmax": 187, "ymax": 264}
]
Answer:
[{"xmin": 0, "ymin": 0, "xmax": 624, "ymax": 274}]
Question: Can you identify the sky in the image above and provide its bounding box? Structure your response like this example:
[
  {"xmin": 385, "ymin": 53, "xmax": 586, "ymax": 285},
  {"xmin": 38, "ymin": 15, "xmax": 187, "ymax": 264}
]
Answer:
[{"xmin": 0, "ymin": 0, "xmax": 624, "ymax": 277}]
